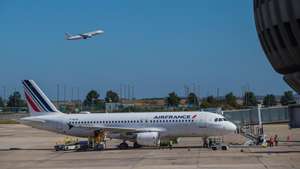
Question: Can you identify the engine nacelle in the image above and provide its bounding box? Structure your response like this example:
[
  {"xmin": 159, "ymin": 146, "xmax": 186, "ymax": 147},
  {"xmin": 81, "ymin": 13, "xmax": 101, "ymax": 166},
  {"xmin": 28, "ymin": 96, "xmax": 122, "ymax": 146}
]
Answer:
[{"xmin": 136, "ymin": 132, "xmax": 160, "ymax": 146}]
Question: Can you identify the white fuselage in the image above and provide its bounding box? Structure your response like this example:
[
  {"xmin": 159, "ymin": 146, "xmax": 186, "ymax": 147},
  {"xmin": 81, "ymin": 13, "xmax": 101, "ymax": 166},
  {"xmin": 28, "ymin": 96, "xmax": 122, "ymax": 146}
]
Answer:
[
  {"xmin": 21, "ymin": 111, "xmax": 237, "ymax": 140},
  {"xmin": 66, "ymin": 30, "xmax": 104, "ymax": 40}
]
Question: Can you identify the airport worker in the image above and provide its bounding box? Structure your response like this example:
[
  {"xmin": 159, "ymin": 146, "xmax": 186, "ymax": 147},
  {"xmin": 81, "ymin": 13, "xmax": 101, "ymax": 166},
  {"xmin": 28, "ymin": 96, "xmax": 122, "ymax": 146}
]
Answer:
[
  {"xmin": 274, "ymin": 134, "xmax": 278, "ymax": 146},
  {"xmin": 269, "ymin": 136, "xmax": 274, "ymax": 147}
]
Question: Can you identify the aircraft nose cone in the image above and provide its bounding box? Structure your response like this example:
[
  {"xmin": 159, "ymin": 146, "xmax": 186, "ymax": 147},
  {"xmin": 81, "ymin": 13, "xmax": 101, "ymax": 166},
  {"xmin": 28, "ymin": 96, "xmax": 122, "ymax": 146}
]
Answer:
[{"xmin": 227, "ymin": 122, "xmax": 237, "ymax": 133}]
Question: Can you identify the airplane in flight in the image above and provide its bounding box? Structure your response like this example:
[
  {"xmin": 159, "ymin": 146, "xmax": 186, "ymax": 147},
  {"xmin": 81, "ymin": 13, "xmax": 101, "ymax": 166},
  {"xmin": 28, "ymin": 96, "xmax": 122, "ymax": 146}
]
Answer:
[
  {"xmin": 65, "ymin": 29, "xmax": 104, "ymax": 40},
  {"xmin": 20, "ymin": 80, "xmax": 237, "ymax": 148}
]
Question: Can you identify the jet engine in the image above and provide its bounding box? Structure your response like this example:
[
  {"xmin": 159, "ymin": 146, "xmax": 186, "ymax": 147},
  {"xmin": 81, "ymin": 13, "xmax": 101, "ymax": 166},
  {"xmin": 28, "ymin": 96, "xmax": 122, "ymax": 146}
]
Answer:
[{"xmin": 136, "ymin": 132, "xmax": 160, "ymax": 146}]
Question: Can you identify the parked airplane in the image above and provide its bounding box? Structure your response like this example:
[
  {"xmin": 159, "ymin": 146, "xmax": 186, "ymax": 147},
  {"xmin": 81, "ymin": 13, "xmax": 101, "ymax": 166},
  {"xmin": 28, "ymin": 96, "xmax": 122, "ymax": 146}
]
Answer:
[
  {"xmin": 20, "ymin": 80, "xmax": 237, "ymax": 148},
  {"xmin": 65, "ymin": 29, "xmax": 104, "ymax": 40}
]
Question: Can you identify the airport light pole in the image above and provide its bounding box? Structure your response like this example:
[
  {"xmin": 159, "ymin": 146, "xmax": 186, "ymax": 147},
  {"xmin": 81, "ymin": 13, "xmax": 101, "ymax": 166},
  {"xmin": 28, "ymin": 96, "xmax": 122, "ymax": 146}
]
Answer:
[
  {"xmin": 2, "ymin": 86, "xmax": 6, "ymax": 105},
  {"xmin": 56, "ymin": 84, "xmax": 59, "ymax": 108},
  {"xmin": 257, "ymin": 104, "xmax": 263, "ymax": 135}
]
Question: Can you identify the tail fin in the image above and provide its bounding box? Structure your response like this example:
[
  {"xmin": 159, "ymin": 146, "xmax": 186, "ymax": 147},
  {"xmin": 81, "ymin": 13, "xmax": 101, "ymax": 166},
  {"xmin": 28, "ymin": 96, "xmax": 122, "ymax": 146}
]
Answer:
[
  {"xmin": 22, "ymin": 80, "xmax": 61, "ymax": 116},
  {"xmin": 65, "ymin": 32, "xmax": 71, "ymax": 39}
]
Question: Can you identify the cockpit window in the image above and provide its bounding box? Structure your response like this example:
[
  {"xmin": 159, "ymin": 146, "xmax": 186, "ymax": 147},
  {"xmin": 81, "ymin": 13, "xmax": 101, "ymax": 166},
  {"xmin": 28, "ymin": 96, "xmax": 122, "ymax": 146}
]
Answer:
[{"xmin": 215, "ymin": 118, "xmax": 226, "ymax": 122}]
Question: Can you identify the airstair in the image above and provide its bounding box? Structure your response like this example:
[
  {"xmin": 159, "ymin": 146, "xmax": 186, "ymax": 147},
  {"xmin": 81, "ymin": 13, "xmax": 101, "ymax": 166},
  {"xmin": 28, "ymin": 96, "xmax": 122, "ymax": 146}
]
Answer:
[{"xmin": 238, "ymin": 123, "xmax": 265, "ymax": 145}]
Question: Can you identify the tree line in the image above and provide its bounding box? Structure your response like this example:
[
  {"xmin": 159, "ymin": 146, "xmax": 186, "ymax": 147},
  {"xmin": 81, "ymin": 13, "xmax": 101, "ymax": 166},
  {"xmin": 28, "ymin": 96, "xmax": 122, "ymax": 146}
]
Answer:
[
  {"xmin": 0, "ymin": 89, "xmax": 297, "ymax": 111},
  {"xmin": 165, "ymin": 90, "xmax": 296, "ymax": 110}
]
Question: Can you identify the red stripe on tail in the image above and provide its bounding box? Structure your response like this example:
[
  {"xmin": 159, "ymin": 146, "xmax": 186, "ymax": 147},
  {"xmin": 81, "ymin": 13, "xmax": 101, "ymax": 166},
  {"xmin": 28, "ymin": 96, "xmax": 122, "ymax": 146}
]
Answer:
[{"xmin": 25, "ymin": 91, "xmax": 41, "ymax": 112}]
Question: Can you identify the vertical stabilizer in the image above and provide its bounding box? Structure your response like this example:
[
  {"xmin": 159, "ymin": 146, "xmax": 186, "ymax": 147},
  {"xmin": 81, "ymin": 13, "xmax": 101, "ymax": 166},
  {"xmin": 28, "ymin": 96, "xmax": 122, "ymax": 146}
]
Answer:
[{"xmin": 22, "ymin": 80, "xmax": 61, "ymax": 116}]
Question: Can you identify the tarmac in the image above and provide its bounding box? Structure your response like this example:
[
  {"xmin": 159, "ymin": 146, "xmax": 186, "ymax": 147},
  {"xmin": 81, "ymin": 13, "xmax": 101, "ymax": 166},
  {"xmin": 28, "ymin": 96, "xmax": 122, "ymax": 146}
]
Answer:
[{"xmin": 0, "ymin": 124, "xmax": 300, "ymax": 169}]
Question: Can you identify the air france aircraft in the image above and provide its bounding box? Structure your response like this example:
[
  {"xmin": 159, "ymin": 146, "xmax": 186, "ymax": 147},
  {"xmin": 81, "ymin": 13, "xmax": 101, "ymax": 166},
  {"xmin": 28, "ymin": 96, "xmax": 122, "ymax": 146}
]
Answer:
[
  {"xmin": 20, "ymin": 80, "xmax": 237, "ymax": 148},
  {"xmin": 65, "ymin": 29, "xmax": 104, "ymax": 40}
]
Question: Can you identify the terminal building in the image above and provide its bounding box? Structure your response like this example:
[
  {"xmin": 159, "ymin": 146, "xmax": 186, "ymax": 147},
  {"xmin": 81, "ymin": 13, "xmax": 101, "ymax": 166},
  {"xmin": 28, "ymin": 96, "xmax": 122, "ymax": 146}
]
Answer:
[
  {"xmin": 254, "ymin": 0, "xmax": 300, "ymax": 128},
  {"xmin": 254, "ymin": 0, "xmax": 300, "ymax": 93}
]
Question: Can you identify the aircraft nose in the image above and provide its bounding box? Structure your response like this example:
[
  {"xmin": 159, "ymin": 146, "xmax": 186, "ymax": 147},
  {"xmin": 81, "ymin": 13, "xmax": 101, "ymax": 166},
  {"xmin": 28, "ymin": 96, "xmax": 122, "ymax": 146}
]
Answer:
[{"xmin": 226, "ymin": 122, "xmax": 237, "ymax": 133}]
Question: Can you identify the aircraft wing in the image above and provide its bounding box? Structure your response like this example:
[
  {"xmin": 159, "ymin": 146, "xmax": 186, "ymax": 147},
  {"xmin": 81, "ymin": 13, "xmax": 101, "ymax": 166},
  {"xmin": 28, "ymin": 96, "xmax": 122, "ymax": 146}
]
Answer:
[
  {"xmin": 68, "ymin": 123, "xmax": 164, "ymax": 133},
  {"xmin": 81, "ymin": 30, "xmax": 101, "ymax": 37},
  {"xmin": 79, "ymin": 34, "xmax": 91, "ymax": 39}
]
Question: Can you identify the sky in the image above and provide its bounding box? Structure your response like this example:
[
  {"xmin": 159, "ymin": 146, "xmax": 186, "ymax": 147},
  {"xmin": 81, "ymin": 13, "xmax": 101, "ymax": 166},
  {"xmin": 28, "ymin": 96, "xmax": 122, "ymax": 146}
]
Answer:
[{"xmin": 0, "ymin": 0, "xmax": 292, "ymax": 100}]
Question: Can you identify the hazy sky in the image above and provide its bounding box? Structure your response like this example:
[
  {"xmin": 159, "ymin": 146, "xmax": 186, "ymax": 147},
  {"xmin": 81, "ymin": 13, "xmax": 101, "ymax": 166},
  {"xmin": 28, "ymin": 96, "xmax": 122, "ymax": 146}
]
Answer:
[{"xmin": 0, "ymin": 0, "xmax": 292, "ymax": 100}]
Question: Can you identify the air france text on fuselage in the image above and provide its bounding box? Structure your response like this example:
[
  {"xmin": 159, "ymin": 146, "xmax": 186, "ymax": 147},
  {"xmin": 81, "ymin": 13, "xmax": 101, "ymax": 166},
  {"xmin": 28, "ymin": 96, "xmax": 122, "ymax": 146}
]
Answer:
[{"xmin": 153, "ymin": 115, "xmax": 191, "ymax": 119}]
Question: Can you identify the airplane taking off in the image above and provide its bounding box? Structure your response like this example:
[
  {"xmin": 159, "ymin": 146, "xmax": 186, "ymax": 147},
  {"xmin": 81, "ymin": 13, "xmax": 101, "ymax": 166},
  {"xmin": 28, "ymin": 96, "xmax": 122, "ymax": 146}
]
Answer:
[
  {"xmin": 20, "ymin": 80, "xmax": 237, "ymax": 148},
  {"xmin": 65, "ymin": 29, "xmax": 104, "ymax": 40}
]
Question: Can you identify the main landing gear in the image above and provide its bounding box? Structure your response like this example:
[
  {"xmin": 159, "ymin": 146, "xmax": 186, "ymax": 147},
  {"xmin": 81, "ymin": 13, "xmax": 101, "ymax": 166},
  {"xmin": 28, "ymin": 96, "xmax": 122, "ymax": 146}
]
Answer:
[
  {"xmin": 118, "ymin": 141, "xmax": 129, "ymax": 149},
  {"xmin": 133, "ymin": 142, "xmax": 142, "ymax": 148}
]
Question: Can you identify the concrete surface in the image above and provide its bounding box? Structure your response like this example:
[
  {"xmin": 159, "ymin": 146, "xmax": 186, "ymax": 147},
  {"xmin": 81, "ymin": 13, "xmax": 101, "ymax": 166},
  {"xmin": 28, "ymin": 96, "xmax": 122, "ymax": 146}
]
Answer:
[{"xmin": 0, "ymin": 124, "xmax": 300, "ymax": 169}]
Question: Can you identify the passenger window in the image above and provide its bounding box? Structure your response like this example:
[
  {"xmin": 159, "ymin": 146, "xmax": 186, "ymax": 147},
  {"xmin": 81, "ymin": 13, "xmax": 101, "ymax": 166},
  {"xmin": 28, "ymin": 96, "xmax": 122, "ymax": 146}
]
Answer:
[{"xmin": 214, "ymin": 118, "xmax": 218, "ymax": 122}]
